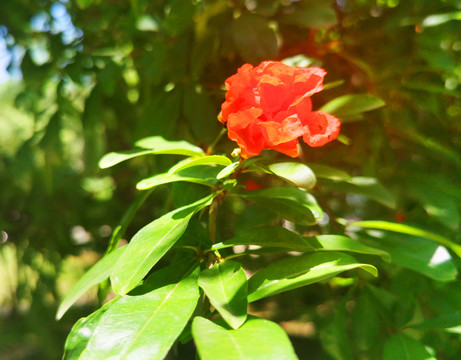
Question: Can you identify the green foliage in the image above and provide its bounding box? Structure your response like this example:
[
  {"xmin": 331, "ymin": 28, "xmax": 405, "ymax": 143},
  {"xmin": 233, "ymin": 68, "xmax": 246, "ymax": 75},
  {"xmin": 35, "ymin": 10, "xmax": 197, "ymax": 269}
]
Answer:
[{"xmin": 1, "ymin": 0, "xmax": 461, "ymax": 359}]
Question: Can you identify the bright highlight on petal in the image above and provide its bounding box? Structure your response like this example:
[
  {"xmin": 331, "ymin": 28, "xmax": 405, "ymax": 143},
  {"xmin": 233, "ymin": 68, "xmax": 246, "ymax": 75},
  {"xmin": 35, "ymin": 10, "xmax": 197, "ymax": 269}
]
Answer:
[{"xmin": 219, "ymin": 61, "xmax": 341, "ymax": 158}]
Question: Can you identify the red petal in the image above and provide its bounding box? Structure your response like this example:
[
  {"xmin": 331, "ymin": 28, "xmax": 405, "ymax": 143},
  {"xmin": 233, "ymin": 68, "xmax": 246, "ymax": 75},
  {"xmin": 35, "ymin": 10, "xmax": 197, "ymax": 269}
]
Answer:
[
  {"xmin": 271, "ymin": 139, "xmax": 299, "ymax": 158},
  {"xmin": 227, "ymin": 108, "xmax": 265, "ymax": 158},
  {"xmin": 302, "ymin": 111, "xmax": 341, "ymax": 147}
]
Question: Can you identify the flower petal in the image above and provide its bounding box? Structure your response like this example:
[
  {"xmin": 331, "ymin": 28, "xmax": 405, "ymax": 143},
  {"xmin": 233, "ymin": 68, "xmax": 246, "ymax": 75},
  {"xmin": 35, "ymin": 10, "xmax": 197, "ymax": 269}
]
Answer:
[{"xmin": 302, "ymin": 111, "xmax": 341, "ymax": 147}]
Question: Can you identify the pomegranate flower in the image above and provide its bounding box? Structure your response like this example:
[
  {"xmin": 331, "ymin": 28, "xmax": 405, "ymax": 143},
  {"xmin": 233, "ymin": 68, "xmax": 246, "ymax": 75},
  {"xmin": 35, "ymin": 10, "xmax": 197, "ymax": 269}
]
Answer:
[{"xmin": 219, "ymin": 61, "xmax": 341, "ymax": 158}]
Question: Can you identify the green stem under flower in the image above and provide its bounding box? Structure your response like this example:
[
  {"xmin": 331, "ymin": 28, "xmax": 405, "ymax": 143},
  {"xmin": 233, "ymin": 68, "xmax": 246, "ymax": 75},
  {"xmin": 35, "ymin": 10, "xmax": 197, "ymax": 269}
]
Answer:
[{"xmin": 206, "ymin": 128, "xmax": 227, "ymax": 155}]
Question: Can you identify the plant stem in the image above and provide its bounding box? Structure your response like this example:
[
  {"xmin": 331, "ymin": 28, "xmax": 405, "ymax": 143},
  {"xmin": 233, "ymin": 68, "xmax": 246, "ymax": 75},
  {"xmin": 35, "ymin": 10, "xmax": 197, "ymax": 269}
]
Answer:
[
  {"xmin": 206, "ymin": 128, "xmax": 227, "ymax": 155},
  {"xmin": 208, "ymin": 198, "xmax": 218, "ymax": 244}
]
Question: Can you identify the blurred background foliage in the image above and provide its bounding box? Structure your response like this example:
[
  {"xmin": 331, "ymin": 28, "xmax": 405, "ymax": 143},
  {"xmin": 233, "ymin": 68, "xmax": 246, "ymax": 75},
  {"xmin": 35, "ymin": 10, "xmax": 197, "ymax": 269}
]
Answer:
[{"xmin": 1, "ymin": 0, "xmax": 461, "ymax": 359}]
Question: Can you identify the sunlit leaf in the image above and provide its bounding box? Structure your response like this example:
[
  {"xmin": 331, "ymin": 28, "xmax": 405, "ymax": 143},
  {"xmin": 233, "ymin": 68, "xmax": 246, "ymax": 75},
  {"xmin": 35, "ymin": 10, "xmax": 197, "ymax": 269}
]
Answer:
[
  {"xmin": 305, "ymin": 163, "xmax": 351, "ymax": 181},
  {"xmin": 136, "ymin": 165, "xmax": 220, "ymax": 190},
  {"xmin": 63, "ymin": 299, "xmax": 119, "ymax": 359},
  {"xmin": 217, "ymin": 162, "xmax": 240, "ymax": 179},
  {"xmin": 199, "ymin": 261, "xmax": 248, "ymax": 329},
  {"xmin": 168, "ymin": 155, "xmax": 232, "ymax": 176},
  {"xmin": 352, "ymin": 231, "xmax": 457, "ymax": 282},
  {"xmin": 213, "ymin": 227, "xmax": 389, "ymax": 260},
  {"xmin": 57, "ymin": 246, "xmax": 127, "ymax": 320},
  {"xmin": 348, "ymin": 220, "xmax": 461, "ymax": 258},
  {"xmin": 248, "ymin": 252, "xmax": 377, "ymax": 302},
  {"xmin": 76, "ymin": 268, "xmax": 200, "ymax": 360},
  {"xmin": 99, "ymin": 137, "xmax": 204, "ymax": 169},
  {"xmin": 192, "ymin": 316, "xmax": 298, "ymax": 360},
  {"xmin": 267, "ymin": 162, "xmax": 316, "ymax": 189},
  {"xmin": 110, "ymin": 194, "xmax": 214, "ymax": 295},
  {"xmin": 320, "ymin": 94, "xmax": 385, "ymax": 120}
]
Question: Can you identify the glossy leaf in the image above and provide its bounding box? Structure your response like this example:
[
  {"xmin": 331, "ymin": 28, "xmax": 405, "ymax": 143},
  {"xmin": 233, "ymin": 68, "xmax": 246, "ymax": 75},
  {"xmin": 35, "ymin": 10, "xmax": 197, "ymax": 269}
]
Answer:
[
  {"xmin": 213, "ymin": 227, "xmax": 389, "ymax": 260},
  {"xmin": 135, "ymin": 136, "xmax": 204, "ymax": 155},
  {"xmin": 354, "ymin": 231, "xmax": 457, "ymax": 282},
  {"xmin": 267, "ymin": 162, "xmax": 316, "ymax": 189},
  {"xmin": 168, "ymin": 155, "xmax": 232, "ymax": 176},
  {"xmin": 248, "ymin": 252, "xmax": 377, "ymax": 302},
  {"xmin": 305, "ymin": 163, "xmax": 351, "ymax": 181},
  {"xmin": 77, "ymin": 268, "xmax": 200, "ymax": 360},
  {"xmin": 322, "ymin": 177, "xmax": 396, "ymax": 209},
  {"xmin": 239, "ymin": 187, "xmax": 322, "ymax": 226},
  {"xmin": 99, "ymin": 149, "xmax": 159, "ymax": 169},
  {"xmin": 99, "ymin": 136, "xmax": 204, "ymax": 169},
  {"xmin": 110, "ymin": 194, "xmax": 214, "ymax": 295},
  {"xmin": 192, "ymin": 316, "xmax": 298, "ymax": 360},
  {"xmin": 199, "ymin": 261, "xmax": 248, "ymax": 329},
  {"xmin": 217, "ymin": 162, "xmax": 240, "ymax": 179},
  {"xmin": 383, "ymin": 334, "xmax": 435, "ymax": 360},
  {"xmin": 320, "ymin": 94, "xmax": 385, "ymax": 120},
  {"xmin": 348, "ymin": 220, "xmax": 461, "ymax": 258},
  {"xmin": 57, "ymin": 246, "xmax": 127, "ymax": 320},
  {"xmin": 136, "ymin": 165, "xmax": 220, "ymax": 190},
  {"xmin": 63, "ymin": 299, "xmax": 119, "ymax": 359}
]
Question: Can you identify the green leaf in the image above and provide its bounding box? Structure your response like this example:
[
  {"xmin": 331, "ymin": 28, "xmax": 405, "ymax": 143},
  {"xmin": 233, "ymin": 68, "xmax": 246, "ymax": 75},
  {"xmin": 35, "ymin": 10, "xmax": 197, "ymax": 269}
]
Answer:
[
  {"xmin": 232, "ymin": 13, "xmax": 281, "ymax": 64},
  {"xmin": 408, "ymin": 182, "xmax": 460, "ymax": 230},
  {"xmin": 163, "ymin": 0, "xmax": 196, "ymax": 36},
  {"xmin": 135, "ymin": 136, "xmax": 204, "ymax": 155},
  {"xmin": 305, "ymin": 163, "xmax": 351, "ymax": 181},
  {"xmin": 168, "ymin": 155, "xmax": 232, "ymax": 176},
  {"xmin": 183, "ymin": 83, "xmax": 218, "ymax": 144},
  {"xmin": 76, "ymin": 0, "xmax": 93, "ymax": 9},
  {"xmin": 214, "ymin": 226, "xmax": 314, "ymax": 251},
  {"xmin": 141, "ymin": 87, "xmax": 182, "ymax": 137},
  {"xmin": 63, "ymin": 299, "xmax": 118, "ymax": 359},
  {"xmin": 78, "ymin": 268, "xmax": 200, "ymax": 360},
  {"xmin": 320, "ymin": 294, "xmax": 354, "ymax": 360},
  {"xmin": 57, "ymin": 246, "xmax": 127, "ymax": 320},
  {"xmin": 99, "ymin": 136, "xmax": 204, "ymax": 169},
  {"xmin": 383, "ymin": 334, "xmax": 435, "ymax": 360},
  {"xmin": 105, "ymin": 190, "xmax": 154, "ymax": 254},
  {"xmin": 239, "ymin": 187, "xmax": 322, "ymax": 226},
  {"xmin": 348, "ymin": 220, "xmax": 461, "ymax": 258},
  {"xmin": 406, "ymin": 312, "xmax": 461, "ymax": 334},
  {"xmin": 199, "ymin": 261, "xmax": 248, "ymax": 329},
  {"xmin": 267, "ymin": 162, "xmax": 316, "ymax": 190},
  {"xmin": 320, "ymin": 94, "xmax": 385, "ymax": 120},
  {"xmin": 235, "ymin": 204, "xmax": 279, "ymax": 233},
  {"xmin": 110, "ymin": 194, "xmax": 214, "ymax": 295},
  {"xmin": 98, "ymin": 149, "xmax": 159, "ymax": 169},
  {"xmin": 248, "ymin": 252, "xmax": 377, "ymax": 302},
  {"xmin": 135, "ymin": 136, "xmax": 204, "ymax": 156},
  {"xmin": 192, "ymin": 316, "xmax": 298, "ymax": 360},
  {"xmin": 136, "ymin": 165, "xmax": 220, "ymax": 190},
  {"xmin": 217, "ymin": 162, "xmax": 240, "ymax": 179},
  {"xmin": 322, "ymin": 177, "xmax": 396, "ymax": 209},
  {"xmin": 353, "ymin": 231, "xmax": 457, "ymax": 282},
  {"xmin": 351, "ymin": 290, "xmax": 382, "ymax": 351},
  {"xmin": 281, "ymin": 5, "xmax": 337, "ymax": 29},
  {"xmin": 213, "ymin": 227, "xmax": 389, "ymax": 260}
]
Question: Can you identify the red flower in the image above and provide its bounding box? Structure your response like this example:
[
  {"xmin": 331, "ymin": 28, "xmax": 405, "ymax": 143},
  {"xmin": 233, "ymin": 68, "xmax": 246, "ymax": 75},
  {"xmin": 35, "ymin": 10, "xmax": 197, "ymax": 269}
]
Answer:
[{"xmin": 219, "ymin": 61, "xmax": 341, "ymax": 158}]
